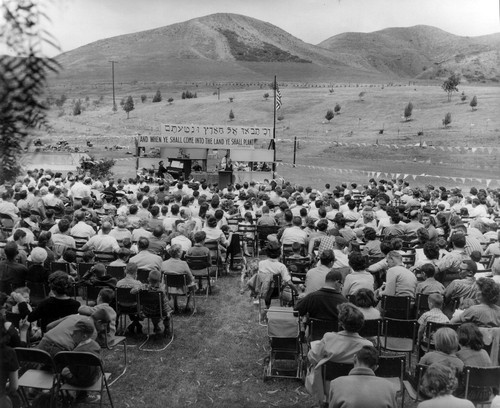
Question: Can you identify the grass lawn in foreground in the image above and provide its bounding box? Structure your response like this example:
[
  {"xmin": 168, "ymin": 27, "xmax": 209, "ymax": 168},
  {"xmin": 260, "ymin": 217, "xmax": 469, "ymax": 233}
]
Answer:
[{"xmin": 102, "ymin": 271, "xmax": 314, "ymax": 408}]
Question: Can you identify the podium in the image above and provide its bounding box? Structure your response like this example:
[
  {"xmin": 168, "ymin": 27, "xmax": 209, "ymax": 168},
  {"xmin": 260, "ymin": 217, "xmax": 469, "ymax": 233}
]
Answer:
[{"xmin": 218, "ymin": 170, "xmax": 233, "ymax": 188}]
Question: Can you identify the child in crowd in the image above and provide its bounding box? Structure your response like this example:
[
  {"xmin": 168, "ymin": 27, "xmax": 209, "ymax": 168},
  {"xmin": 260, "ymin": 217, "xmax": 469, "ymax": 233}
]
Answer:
[
  {"xmin": 240, "ymin": 257, "xmax": 259, "ymax": 296},
  {"xmin": 419, "ymin": 327, "xmax": 464, "ymax": 375},
  {"xmin": 60, "ymin": 249, "xmax": 78, "ymax": 277},
  {"xmin": 60, "ymin": 318, "xmax": 101, "ymax": 403},
  {"xmin": 415, "ymin": 264, "xmax": 445, "ymax": 295},
  {"xmin": 470, "ymin": 250, "xmax": 485, "ymax": 271},
  {"xmin": 78, "ymin": 288, "xmax": 117, "ymax": 346},
  {"xmin": 133, "ymin": 270, "xmax": 172, "ymax": 337},
  {"xmin": 9, "ymin": 287, "xmax": 41, "ymax": 342},
  {"xmin": 81, "ymin": 250, "xmax": 96, "ymax": 264},
  {"xmin": 239, "ymin": 211, "xmax": 255, "ymax": 257},
  {"xmin": 417, "ymin": 294, "xmax": 449, "ymax": 356}
]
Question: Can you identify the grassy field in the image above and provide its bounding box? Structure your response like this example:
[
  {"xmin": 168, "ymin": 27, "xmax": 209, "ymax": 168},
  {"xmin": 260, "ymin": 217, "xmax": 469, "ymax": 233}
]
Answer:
[
  {"xmin": 102, "ymin": 270, "xmax": 315, "ymax": 408},
  {"xmin": 35, "ymin": 80, "xmax": 500, "ymax": 189}
]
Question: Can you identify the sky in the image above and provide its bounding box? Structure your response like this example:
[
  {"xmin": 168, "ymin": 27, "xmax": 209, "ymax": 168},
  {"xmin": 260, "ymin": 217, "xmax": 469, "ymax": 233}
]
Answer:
[{"xmin": 7, "ymin": 0, "xmax": 500, "ymax": 56}]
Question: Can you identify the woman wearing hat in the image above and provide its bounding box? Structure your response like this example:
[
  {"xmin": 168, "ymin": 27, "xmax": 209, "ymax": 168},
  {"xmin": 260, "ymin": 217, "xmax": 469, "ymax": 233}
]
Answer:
[{"xmin": 26, "ymin": 247, "xmax": 50, "ymax": 283}]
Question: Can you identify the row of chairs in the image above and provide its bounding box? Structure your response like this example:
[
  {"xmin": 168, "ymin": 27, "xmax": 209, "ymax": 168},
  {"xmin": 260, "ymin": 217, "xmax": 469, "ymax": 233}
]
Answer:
[
  {"xmin": 323, "ymin": 355, "xmax": 500, "ymax": 407},
  {"xmin": 15, "ymin": 347, "xmax": 115, "ymax": 408}
]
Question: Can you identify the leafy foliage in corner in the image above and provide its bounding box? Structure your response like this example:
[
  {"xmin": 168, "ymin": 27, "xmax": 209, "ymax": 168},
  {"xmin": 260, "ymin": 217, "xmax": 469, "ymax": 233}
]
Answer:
[
  {"xmin": 80, "ymin": 156, "xmax": 116, "ymax": 179},
  {"xmin": 0, "ymin": 0, "xmax": 60, "ymax": 184}
]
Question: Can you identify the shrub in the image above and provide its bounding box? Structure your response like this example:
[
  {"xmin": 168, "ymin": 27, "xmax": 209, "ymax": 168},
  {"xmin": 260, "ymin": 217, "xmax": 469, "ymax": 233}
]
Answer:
[
  {"xmin": 442, "ymin": 112, "xmax": 452, "ymax": 127},
  {"xmin": 404, "ymin": 102, "xmax": 413, "ymax": 121},
  {"xmin": 141, "ymin": 94, "xmax": 147, "ymax": 103},
  {"xmin": 229, "ymin": 109, "xmax": 234, "ymax": 121},
  {"xmin": 325, "ymin": 109, "xmax": 334, "ymax": 122},
  {"xmin": 80, "ymin": 155, "xmax": 115, "ymax": 179},
  {"xmin": 152, "ymin": 90, "xmax": 162, "ymax": 103},
  {"xmin": 168, "ymin": 97, "xmax": 174, "ymax": 104},
  {"xmin": 470, "ymin": 95, "xmax": 477, "ymax": 110},
  {"xmin": 334, "ymin": 103, "xmax": 341, "ymax": 114},
  {"xmin": 123, "ymin": 96, "xmax": 134, "ymax": 119},
  {"xmin": 73, "ymin": 99, "xmax": 82, "ymax": 116}
]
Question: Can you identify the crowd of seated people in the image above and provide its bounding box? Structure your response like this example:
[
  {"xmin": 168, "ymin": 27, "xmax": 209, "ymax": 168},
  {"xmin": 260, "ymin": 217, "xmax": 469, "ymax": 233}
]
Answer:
[{"xmin": 1, "ymin": 168, "xmax": 500, "ymax": 406}]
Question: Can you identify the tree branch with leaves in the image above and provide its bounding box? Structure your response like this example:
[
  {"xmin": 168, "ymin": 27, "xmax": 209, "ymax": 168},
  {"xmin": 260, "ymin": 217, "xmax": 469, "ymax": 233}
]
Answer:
[{"xmin": 0, "ymin": 0, "xmax": 60, "ymax": 183}]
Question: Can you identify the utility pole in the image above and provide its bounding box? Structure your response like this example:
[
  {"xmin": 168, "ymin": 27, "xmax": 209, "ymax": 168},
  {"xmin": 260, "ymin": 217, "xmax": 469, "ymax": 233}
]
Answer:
[
  {"xmin": 293, "ymin": 136, "xmax": 297, "ymax": 167},
  {"xmin": 110, "ymin": 61, "xmax": 117, "ymax": 111}
]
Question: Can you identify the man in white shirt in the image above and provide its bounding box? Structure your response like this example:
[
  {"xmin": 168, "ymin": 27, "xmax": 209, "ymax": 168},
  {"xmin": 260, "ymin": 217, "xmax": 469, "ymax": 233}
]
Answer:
[
  {"xmin": 70, "ymin": 211, "xmax": 96, "ymax": 239},
  {"xmin": 81, "ymin": 222, "xmax": 120, "ymax": 253}
]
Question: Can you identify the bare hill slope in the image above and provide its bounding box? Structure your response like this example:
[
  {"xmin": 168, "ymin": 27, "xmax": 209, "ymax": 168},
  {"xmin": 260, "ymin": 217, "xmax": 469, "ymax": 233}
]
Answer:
[
  {"xmin": 53, "ymin": 15, "xmax": 500, "ymax": 83},
  {"xmin": 318, "ymin": 25, "xmax": 500, "ymax": 82}
]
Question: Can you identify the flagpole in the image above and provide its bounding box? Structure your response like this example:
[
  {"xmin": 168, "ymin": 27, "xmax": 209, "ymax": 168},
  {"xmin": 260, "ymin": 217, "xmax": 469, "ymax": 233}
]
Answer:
[{"xmin": 272, "ymin": 75, "xmax": 277, "ymax": 179}]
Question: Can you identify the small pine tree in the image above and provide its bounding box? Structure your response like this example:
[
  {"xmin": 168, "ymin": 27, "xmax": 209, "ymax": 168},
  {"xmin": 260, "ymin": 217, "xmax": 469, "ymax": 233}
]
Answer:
[
  {"xmin": 152, "ymin": 90, "xmax": 162, "ymax": 103},
  {"xmin": 470, "ymin": 95, "xmax": 477, "ymax": 110},
  {"xmin": 325, "ymin": 109, "xmax": 334, "ymax": 122},
  {"xmin": 229, "ymin": 109, "xmax": 234, "ymax": 121},
  {"xmin": 334, "ymin": 103, "xmax": 341, "ymax": 114},
  {"xmin": 404, "ymin": 102, "xmax": 413, "ymax": 121},
  {"xmin": 264, "ymin": 93, "xmax": 269, "ymax": 100},
  {"xmin": 168, "ymin": 97, "xmax": 174, "ymax": 105},
  {"xmin": 460, "ymin": 92, "xmax": 467, "ymax": 102},
  {"xmin": 229, "ymin": 97, "xmax": 234, "ymax": 102},
  {"xmin": 194, "ymin": 92, "xmax": 197, "ymax": 98},
  {"xmin": 181, "ymin": 92, "xmax": 186, "ymax": 100},
  {"xmin": 120, "ymin": 97, "xmax": 126, "ymax": 107},
  {"xmin": 73, "ymin": 99, "xmax": 82, "ymax": 116},
  {"xmin": 141, "ymin": 94, "xmax": 147, "ymax": 103},
  {"xmin": 123, "ymin": 96, "xmax": 134, "ymax": 119},
  {"xmin": 442, "ymin": 112, "xmax": 452, "ymax": 127}
]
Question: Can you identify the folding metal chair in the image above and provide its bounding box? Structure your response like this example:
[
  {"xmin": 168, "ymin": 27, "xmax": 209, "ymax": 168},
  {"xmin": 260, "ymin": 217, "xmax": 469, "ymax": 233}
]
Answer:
[
  {"xmin": 186, "ymin": 254, "xmax": 212, "ymax": 297},
  {"xmin": 136, "ymin": 268, "xmax": 150, "ymax": 283},
  {"xmin": 381, "ymin": 318, "xmax": 418, "ymax": 369},
  {"xmin": 115, "ymin": 287, "xmax": 139, "ymax": 334},
  {"xmin": 322, "ymin": 361, "xmax": 354, "ymax": 403},
  {"xmin": 164, "ymin": 272, "xmax": 196, "ymax": 313},
  {"xmin": 54, "ymin": 351, "xmax": 114, "ymax": 408},
  {"xmin": 381, "ymin": 295, "xmax": 413, "ymax": 320},
  {"xmin": 101, "ymin": 323, "xmax": 127, "ymax": 386},
  {"xmin": 308, "ymin": 318, "xmax": 339, "ymax": 343},
  {"xmin": 106, "ymin": 265, "xmax": 126, "ymax": 280},
  {"xmin": 402, "ymin": 364, "xmax": 428, "ymax": 405},
  {"xmin": 375, "ymin": 354, "xmax": 406, "ymax": 407},
  {"xmin": 25, "ymin": 281, "xmax": 48, "ymax": 308},
  {"xmin": 137, "ymin": 290, "xmax": 174, "ymax": 351},
  {"xmin": 464, "ymin": 365, "xmax": 500, "ymax": 407},
  {"xmin": 15, "ymin": 347, "xmax": 57, "ymax": 408}
]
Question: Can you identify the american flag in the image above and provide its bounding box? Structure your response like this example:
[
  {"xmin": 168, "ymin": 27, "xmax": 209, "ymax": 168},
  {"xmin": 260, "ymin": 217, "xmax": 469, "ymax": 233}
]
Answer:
[{"xmin": 275, "ymin": 85, "xmax": 282, "ymax": 111}]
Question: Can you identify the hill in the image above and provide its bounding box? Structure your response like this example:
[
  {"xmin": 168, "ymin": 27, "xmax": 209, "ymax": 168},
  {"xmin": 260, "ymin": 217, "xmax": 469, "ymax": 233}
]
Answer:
[
  {"xmin": 318, "ymin": 25, "xmax": 500, "ymax": 82},
  {"xmin": 52, "ymin": 13, "xmax": 389, "ymax": 83},
  {"xmin": 52, "ymin": 15, "xmax": 500, "ymax": 83}
]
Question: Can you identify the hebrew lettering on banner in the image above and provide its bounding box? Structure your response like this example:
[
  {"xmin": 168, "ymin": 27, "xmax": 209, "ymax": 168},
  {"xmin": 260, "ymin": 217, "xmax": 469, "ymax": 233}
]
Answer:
[{"xmin": 138, "ymin": 124, "xmax": 273, "ymax": 149}]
